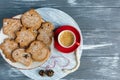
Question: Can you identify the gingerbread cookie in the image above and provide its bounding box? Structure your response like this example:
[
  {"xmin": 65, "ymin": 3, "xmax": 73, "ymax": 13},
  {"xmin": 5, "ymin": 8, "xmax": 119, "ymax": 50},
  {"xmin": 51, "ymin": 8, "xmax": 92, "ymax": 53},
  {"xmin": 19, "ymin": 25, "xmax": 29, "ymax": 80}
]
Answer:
[
  {"xmin": 15, "ymin": 27, "xmax": 36, "ymax": 48},
  {"xmin": 37, "ymin": 22, "xmax": 54, "ymax": 46},
  {"xmin": 12, "ymin": 48, "xmax": 32, "ymax": 66},
  {"xmin": 27, "ymin": 40, "xmax": 45, "ymax": 54},
  {"xmin": 39, "ymin": 22, "xmax": 54, "ymax": 33},
  {"xmin": 31, "ymin": 47, "xmax": 50, "ymax": 62},
  {"xmin": 0, "ymin": 38, "xmax": 18, "ymax": 62},
  {"xmin": 37, "ymin": 30, "xmax": 52, "ymax": 46},
  {"xmin": 21, "ymin": 9, "xmax": 42, "ymax": 30},
  {"xmin": 3, "ymin": 18, "xmax": 22, "ymax": 39},
  {"xmin": 27, "ymin": 41, "xmax": 50, "ymax": 62}
]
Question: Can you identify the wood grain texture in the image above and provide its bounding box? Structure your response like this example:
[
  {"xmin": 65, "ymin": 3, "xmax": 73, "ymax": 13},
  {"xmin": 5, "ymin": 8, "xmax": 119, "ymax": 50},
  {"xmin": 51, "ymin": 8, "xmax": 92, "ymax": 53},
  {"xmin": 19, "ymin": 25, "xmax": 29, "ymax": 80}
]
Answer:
[{"xmin": 0, "ymin": 0, "xmax": 120, "ymax": 80}]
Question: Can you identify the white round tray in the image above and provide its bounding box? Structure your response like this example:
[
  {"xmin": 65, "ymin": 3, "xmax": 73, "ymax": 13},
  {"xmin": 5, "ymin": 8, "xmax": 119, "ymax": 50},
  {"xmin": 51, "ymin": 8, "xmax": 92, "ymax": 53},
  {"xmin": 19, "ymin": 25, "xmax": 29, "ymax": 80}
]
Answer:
[{"xmin": 0, "ymin": 8, "xmax": 83, "ymax": 80}]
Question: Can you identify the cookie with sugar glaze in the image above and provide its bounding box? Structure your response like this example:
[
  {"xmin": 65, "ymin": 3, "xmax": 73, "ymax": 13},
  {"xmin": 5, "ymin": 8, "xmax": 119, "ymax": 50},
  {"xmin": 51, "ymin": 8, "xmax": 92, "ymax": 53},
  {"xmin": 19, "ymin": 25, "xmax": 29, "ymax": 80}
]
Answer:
[
  {"xmin": 37, "ymin": 30, "xmax": 52, "ymax": 46},
  {"xmin": 3, "ymin": 18, "xmax": 22, "ymax": 39},
  {"xmin": 0, "ymin": 38, "xmax": 18, "ymax": 62},
  {"xmin": 21, "ymin": 9, "xmax": 42, "ymax": 30},
  {"xmin": 39, "ymin": 22, "xmax": 54, "ymax": 33},
  {"xmin": 15, "ymin": 27, "xmax": 36, "ymax": 48},
  {"xmin": 12, "ymin": 48, "xmax": 32, "ymax": 66},
  {"xmin": 27, "ymin": 41, "xmax": 50, "ymax": 62}
]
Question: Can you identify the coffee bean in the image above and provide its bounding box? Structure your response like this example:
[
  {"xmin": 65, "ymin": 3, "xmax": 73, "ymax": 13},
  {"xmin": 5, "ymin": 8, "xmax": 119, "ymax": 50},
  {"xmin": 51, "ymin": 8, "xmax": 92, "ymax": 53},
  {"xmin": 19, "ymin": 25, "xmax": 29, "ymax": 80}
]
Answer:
[
  {"xmin": 39, "ymin": 70, "xmax": 45, "ymax": 76},
  {"xmin": 46, "ymin": 69, "xmax": 54, "ymax": 77}
]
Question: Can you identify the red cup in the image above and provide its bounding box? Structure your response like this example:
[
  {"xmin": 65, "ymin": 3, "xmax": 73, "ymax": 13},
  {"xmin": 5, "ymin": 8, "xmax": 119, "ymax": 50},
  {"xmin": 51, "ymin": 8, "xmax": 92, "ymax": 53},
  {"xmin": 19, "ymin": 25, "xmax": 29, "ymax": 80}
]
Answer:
[
  {"xmin": 58, "ymin": 30, "xmax": 76, "ymax": 48},
  {"xmin": 54, "ymin": 25, "xmax": 81, "ymax": 53}
]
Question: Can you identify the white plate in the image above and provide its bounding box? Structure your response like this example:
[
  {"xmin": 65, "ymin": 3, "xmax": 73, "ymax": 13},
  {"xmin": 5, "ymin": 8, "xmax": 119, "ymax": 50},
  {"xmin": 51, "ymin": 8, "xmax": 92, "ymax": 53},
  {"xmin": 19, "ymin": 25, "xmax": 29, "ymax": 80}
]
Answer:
[{"xmin": 0, "ymin": 8, "xmax": 83, "ymax": 80}]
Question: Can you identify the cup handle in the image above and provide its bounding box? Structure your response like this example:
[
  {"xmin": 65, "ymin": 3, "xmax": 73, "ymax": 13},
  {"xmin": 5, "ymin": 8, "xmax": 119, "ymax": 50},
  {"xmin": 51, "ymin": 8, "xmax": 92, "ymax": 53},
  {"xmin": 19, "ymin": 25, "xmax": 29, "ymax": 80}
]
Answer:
[{"xmin": 75, "ymin": 42, "xmax": 80, "ymax": 46}]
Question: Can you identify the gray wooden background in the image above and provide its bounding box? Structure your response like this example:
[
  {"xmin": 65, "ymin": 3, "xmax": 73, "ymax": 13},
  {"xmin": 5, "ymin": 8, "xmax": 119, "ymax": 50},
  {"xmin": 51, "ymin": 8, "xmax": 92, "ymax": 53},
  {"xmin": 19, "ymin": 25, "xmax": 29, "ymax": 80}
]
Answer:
[{"xmin": 0, "ymin": 0, "xmax": 120, "ymax": 80}]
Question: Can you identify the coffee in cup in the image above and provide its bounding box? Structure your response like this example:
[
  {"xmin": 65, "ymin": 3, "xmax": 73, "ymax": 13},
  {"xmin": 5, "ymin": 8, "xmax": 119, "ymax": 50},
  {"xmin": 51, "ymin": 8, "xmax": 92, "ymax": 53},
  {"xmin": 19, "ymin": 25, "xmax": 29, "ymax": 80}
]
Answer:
[{"xmin": 58, "ymin": 30, "xmax": 76, "ymax": 48}]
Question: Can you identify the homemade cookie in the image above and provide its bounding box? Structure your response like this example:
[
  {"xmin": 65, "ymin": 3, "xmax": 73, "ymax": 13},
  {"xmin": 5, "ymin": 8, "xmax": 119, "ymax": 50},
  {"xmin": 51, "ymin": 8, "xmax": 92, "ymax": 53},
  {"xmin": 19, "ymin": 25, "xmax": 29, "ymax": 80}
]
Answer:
[
  {"xmin": 21, "ymin": 9, "xmax": 42, "ymax": 30},
  {"xmin": 12, "ymin": 48, "xmax": 32, "ymax": 66},
  {"xmin": 15, "ymin": 27, "xmax": 36, "ymax": 48},
  {"xmin": 27, "ymin": 41, "xmax": 50, "ymax": 62},
  {"xmin": 3, "ymin": 18, "xmax": 22, "ymax": 39},
  {"xmin": 0, "ymin": 38, "xmax": 18, "ymax": 62},
  {"xmin": 31, "ymin": 47, "xmax": 50, "ymax": 62},
  {"xmin": 37, "ymin": 22, "xmax": 54, "ymax": 46},
  {"xmin": 39, "ymin": 22, "xmax": 54, "ymax": 33},
  {"xmin": 27, "ymin": 40, "xmax": 45, "ymax": 54},
  {"xmin": 37, "ymin": 30, "xmax": 52, "ymax": 46}
]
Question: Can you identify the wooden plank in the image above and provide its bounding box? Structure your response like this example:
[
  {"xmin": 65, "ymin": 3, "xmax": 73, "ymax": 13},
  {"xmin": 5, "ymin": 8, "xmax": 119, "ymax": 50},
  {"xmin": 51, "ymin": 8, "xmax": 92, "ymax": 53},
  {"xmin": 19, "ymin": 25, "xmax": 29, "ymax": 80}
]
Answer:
[
  {"xmin": 0, "ymin": 56, "xmax": 31, "ymax": 80},
  {"xmin": 1, "ymin": 0, "xmax": 120, "ymax": 8},
  {"xmin": 64, "ymin": 56, "xmax": 120, "ymax": 79},
  {"xmin": 0, "ymin": 7, "xmax": 120, "ymax": 30}
]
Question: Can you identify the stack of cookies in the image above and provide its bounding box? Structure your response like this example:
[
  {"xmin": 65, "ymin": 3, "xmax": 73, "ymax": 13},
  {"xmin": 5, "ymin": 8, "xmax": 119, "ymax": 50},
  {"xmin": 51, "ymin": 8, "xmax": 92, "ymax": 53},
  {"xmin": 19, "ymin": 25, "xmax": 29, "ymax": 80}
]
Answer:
[{"xmin": 0, "ymin": 9, "xmax": 54, "ymax": 66}]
